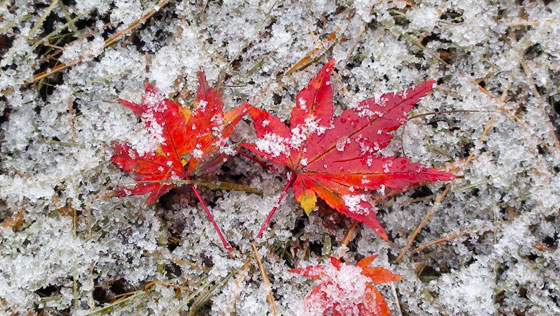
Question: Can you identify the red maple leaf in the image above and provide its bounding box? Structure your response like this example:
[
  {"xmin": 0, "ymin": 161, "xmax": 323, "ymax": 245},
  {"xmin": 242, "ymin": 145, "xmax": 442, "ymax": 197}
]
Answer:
[
  {"xmin": 290, "ymin": 255, "xmax": 402, "ymax": 316},
  {"xmin": 243, "ymin": 59, "xmax": 455, "ymax": 239},
  {"xmin": 111, "ymin": 72, "xmax": 248, "ymax": 251}
]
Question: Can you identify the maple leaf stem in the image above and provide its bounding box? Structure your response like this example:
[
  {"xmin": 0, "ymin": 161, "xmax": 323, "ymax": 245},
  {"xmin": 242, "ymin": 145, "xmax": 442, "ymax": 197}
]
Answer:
[
  {"xmin": 190, "ymin": 184, "xmax": 233, "ymax": 252},
  {"xmin": 236, "ymin": 149, "xmax": 276, "ymax": 171},
  {"xmin": 255, "ymin": 172, "xmax": 297, "ymax": 239}
]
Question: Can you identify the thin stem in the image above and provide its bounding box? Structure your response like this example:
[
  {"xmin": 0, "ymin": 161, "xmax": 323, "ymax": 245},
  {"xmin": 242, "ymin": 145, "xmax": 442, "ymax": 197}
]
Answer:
[
  {"xmin": 255, "ymin": 172, "xmax": 297, "ymax": 239},
  {"xmin": 237, "ymin": 149, "xmax": 275, "ymax": 171},
  {"xmin": 395, "ymin": 184, "xmax": 451, "ymax": 262},
  {"xmin": 84, "ymin": 292, "xmax": 146, "ymax": 315},
  {"xmin": 190, "ymin": 183, "xmax": 233, "ymax": 252},
  {"xmin": 251, "ymin": 242, "xmax": 278, "ymax": 316},
  {"xmin": 167, "ymin": 275, "xmax": 210, "ymax": 315},
  {"xmin": 27, "ymin": 0, "xmax": 60, "ymax": 38},
  {"xmin": 134, "ymin": 178, "xmax": 262, "ymax": 195}
]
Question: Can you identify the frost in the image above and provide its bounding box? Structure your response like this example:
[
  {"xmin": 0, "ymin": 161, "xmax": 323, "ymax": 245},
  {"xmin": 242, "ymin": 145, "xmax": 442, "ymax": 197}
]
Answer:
[
  {"xmin": 342, "ymin": 194, "xmax": 370, "ymax": 215},
  {"xmin": 437, "ymin": 259, "xmax": 497, "ymax": 315},
  {"xmin": 408, "ymin": 6, "xmax": 440, "ymax": 31},
  {"xmin": 59, "ymin": 35, "xmax": 105, "ymax": 64},
  {"xmin": 192, "ymin": 148, "xmax": 203, "ymax": 158},
  {"xmin": 296, "ymin": 260, "xmax": 372, "ymax": 316},
  {"xmin": 1, "ymin": 0, "xmax": 559, "ymax": 315},
  {"xmin": 289, "ymin": 116, "xmax": 327, "ymax": 149},
  {"xmin": 255, "ymin": 133, "xmax": 289, "ymax": 158},
  {"xmin": 298, "ymin": 97, "xmax": 307, "ymax": 110}
]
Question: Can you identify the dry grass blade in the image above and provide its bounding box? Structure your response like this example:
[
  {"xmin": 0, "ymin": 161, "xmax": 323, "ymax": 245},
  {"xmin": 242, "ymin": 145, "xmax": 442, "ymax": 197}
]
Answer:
[
  {"xmin": 84, "ymin": 291, "xmax": 146, "ymax": 315},
  {"xmin": 520, "ymin": 60, "xmax": 560, "ymax": 150},
  {"xmin": 32, "ymin": 0, "xmax": 171, "ymax": 84},
  {"xmin": 133, "ymin": 179, "xmax": 263, "ymax": 195},
  {"xmin": 186, "ymin": 267, "xmax": 239, "ymax": 316},
  {"xmin": 412, "ymin": 226, "xmax": 502, "ymax": 255},
  {"xmin": 395, "ymin": 184, "xmax": 452, "ymax": 262},
  {"xmin": 391, "ymin": 283, "xmax": 403, "ymax": 316},
  {"xmin": 104, "ymin": 0, "xmax": 170, "ymax": 48},
  {"xmin": 411, "ymin": 232, "xmax": 469, "ymax": 255},
  {"xmin": 224, "ymin": 256, "xmax": 254, "ymax": 314},
  {"xmin": 408, "ymin": 109, "xmax": 496, "ymax": 120},
  {"xmin": 251, "ymin": 242, "xmax": 278, "ymax": 316},
  {"xmin": 340, "ymin": 221, "xmax": 359, "ymax": 247},
  {"xmin": 144, "ymin": 280, "xmax": 188, "ymax": 298},
  {"xmin": 507, "ymin": 19, "xmax": 557, "ymax": 26},
  {"xmin": 27, "ymin": 0, "xmax": 60, "ymax": 38},
  {"xmin": 396, "ymin": 114, "xmax": 496, "ymax": 263},
  {"xmin": 30, "ymin": 10, "xmax": 92, "ymax": 51},
  {"xmin": 168, "ymin": 276, "xmax": 211, "ymax": 315},
  {"xmin": 338, "ymin": 23, "xmax": 365, "ymax": 73},
  {"xmin": 283, "ymin": 31, "xmax": 338, "ymax": 76}
]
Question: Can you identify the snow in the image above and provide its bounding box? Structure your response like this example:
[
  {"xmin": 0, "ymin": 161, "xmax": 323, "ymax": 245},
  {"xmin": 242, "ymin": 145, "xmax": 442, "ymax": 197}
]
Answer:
[
  {"xmin": 255, "ymin": 133, "xmax": 289, "ymax": 158},
  {"xmin": 59, "ymin": 36, "xmax": 105, "ymax": 64},
  {"xmin": 437, "ymin": 259, "xmax": 497, "ymax": 316},
  {"xmin": 296, "ymin": 260, "xmax": 370, "ymax": 316},
  {"xmin": 342, "ymin": 194, "xmax": 371, "ymax": 216},
  {"xmin": 289, "ymin": 116, "xmax": 328, "ymax": 149},
  {"xmin": 1, "ymin": 0, "xmax": 560, "ymax": 315}
]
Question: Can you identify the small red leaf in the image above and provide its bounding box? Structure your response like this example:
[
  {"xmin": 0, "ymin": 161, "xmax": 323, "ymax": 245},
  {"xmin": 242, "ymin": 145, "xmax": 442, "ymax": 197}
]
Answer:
[
  {"xmin": 111, "ymin": 74, "xmax": 248, "ymax": 251},
  {"xmin": 291, "ymin": 255, "xmax": 401, "ymax": 316},
  {"xmin": 113, "ymin": 78, "xmax": 248, "ymax": 201}
]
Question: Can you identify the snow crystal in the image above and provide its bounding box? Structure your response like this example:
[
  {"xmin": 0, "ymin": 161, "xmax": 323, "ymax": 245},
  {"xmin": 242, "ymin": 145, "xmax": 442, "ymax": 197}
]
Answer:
[
  {"xmin": 197, "ymin": 100, "xmax": 208, "ymax": 112},
  {"xmin": 298, "ymin": 98, "xmax": 307, "ymax": 110},
  {"xmin": 192, "ymin": 148, "xmax": 203, "ymax": 159},
  {"xmin": 289, "ymin": 116, "xmax": 328, "ymax": 149},
  {"xmin": 437, "ymin": 259, "xmax": 497, "ymax": 315},
  {"xmin": 342, "ymin": 194, "xmax": 370, "ymax": 215},
  {"xmin": 59, "ymin": 36, "xmax": 105, "ymax": 64},
  {"xmin": 255, "ymin": 133, "xmax": 289, "ymax": 158},
  {"xmin": 1, "ymin": 0, "xmax": 559, "ymax": 315},
  {"xmin": 408, "ymin": 6, "xmax": 440, "ymax": 31},
  {"xmin": 140, "ymin": 111, "xmax": 166, "ymax": 145},
  {"xmin": 298, "ymin": 261, "xmax": 369, "ymax": 316},
  {"xmin": 336, "ymin": 137, "xmax": 349, "ymax": 151}
]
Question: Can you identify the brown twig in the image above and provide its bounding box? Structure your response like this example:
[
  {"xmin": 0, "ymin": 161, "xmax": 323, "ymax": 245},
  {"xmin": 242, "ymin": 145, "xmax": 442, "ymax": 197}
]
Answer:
[
  {"xmin": 338, "ymin": 22, "xmax": 366, "ymax": 74},
  {"xmin": 251, "ymin": 243, "xmax": 278, "ymax": 316},
  {"xmin": 37, "ymin": 22, "xmax": 111, "ymax": 65},
  {"xmin": 396, "ymin": 111, "xmax": 496, "ymax": 263},
  {"xmin": 340, "ymin": 221, "xmax": 359, "ymax": 247},
  {"xmin": 411, "ymin": 232, "xmax": 469, "ymax": 255},
  {"xmin": 408, "ymin": 109, "xmax": 496, "ymax": 120},
  {"xmin": 144, "ymin": 280, "xmax": 188, "ymax": 298},
  {"xmin": 31, "ymin": 0, "xmax": 171, "ymax": 84},
  {"xmin": 465, "ymin": 71, "xmax": 557, "ymax": 155},
  {"xmin": 395, "ymin": 184, "xmax": 451, "ymax": 262},
  {"xmin": 507, "ymin": 19, "xmax": 557, "ymax": 26}
]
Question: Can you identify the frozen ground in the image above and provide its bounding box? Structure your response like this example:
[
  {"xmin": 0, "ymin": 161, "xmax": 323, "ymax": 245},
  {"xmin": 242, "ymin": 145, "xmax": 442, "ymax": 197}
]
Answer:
[{"xmin": 1, "ymin": 0, "xmax": 559, "ymax": 315}]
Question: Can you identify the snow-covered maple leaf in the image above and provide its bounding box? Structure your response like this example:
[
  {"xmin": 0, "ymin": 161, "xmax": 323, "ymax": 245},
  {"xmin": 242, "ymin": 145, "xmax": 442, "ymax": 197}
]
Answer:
[
  {"xmin": 290, "ymin": 255, "xmax": 401, "ymax": 316},
  {"xmin": 243, "ymin": 59, "xmax": 455, "ymax": 239},
  {"xmin": 111, "ymin": 73, "xmax": 248, "ymax": 251}
]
